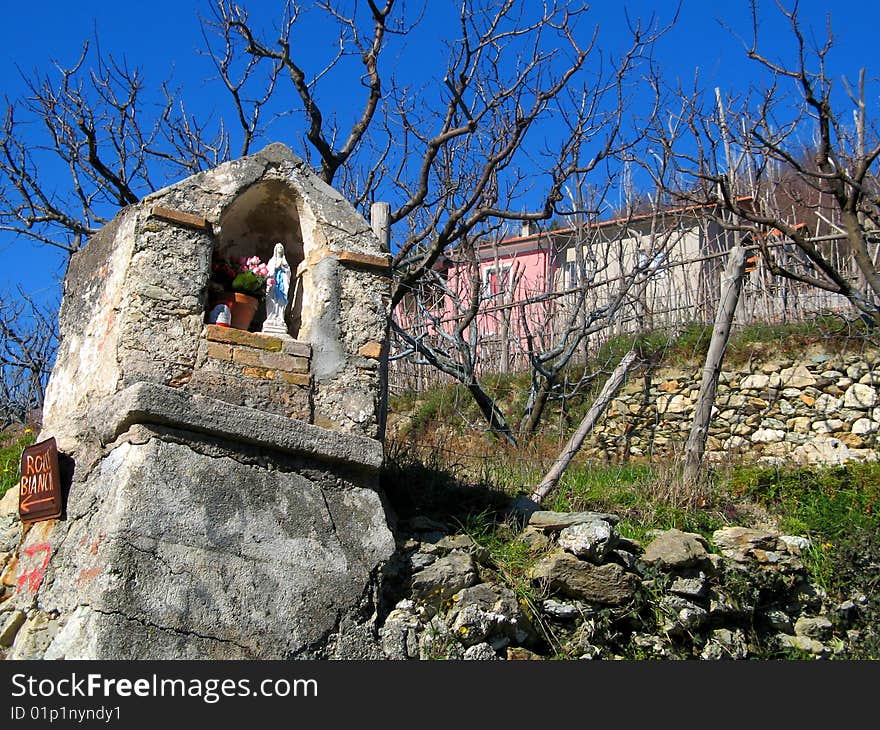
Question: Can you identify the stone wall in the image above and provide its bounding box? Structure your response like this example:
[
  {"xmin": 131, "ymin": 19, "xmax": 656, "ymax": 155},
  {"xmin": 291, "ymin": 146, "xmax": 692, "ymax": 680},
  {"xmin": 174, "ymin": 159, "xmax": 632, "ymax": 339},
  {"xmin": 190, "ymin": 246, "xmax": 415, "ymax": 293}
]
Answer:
[
  {"xmin": 377, "ymin": 510, "xmax": 866, "ymax": 660},
  {"xmin": 586, "ymin": 347, "xmax": 880, "ymax": 465}
]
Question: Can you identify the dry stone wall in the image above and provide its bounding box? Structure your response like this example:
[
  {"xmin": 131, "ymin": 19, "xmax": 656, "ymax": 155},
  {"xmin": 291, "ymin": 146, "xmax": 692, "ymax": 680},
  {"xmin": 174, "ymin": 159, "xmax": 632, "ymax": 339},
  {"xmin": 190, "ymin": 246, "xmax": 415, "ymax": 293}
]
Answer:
[
  {"xmin": 378, "ymin": 510, "xmax": 866, "ymax": 660},
  {"xmin": 587, "ymin": 347, "xmax": 880, "ymax": 465}
]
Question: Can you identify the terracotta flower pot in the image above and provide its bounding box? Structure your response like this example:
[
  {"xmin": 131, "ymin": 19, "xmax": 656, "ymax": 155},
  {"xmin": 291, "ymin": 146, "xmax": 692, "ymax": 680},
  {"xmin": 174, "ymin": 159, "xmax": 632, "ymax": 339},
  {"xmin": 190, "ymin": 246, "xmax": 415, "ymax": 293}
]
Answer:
[{"xmin": 230, "ymin": 292, "xmax": 259, "ymax": 330}]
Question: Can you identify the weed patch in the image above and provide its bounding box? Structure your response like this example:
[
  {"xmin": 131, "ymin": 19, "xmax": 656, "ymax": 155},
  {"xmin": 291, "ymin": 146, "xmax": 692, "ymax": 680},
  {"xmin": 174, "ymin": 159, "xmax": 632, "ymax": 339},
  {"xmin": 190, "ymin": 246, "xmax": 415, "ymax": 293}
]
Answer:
[{"xmin": 0, "ymin": 429, "xmax": 35, "ymax": 499}]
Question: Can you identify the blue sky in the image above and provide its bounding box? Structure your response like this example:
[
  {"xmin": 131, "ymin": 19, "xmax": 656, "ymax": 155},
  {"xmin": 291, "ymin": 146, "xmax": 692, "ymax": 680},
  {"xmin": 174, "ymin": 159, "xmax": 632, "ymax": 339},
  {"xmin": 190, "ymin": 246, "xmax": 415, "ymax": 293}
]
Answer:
[{"xmin": 1, "ymin": 0, "xmax": 878, "ymax": 302}]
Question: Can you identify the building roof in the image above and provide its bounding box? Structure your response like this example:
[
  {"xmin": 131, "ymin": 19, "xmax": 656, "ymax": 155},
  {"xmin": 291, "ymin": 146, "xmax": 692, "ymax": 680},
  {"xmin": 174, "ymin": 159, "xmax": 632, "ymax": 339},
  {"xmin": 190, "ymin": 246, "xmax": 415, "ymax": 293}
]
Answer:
[{"xmin": 481, "ymin": 197, "xmax": 754, "ymax": 251}]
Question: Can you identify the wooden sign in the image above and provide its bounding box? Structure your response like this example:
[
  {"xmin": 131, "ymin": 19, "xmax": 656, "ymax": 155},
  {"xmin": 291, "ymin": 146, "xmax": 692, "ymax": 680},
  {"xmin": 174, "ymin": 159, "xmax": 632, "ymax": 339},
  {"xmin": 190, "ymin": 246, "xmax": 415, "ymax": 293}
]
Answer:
[{"xmin": 19, "ymin": 437, "xmax": 63, "ymax": 523}]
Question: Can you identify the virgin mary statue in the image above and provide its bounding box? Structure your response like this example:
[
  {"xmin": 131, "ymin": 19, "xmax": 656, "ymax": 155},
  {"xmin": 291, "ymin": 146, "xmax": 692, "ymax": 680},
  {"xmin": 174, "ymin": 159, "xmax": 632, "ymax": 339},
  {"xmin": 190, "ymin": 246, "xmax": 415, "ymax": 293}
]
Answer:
[{"xmin": 261, "ymin": 243, "xmax": 291, "ymax": 336}]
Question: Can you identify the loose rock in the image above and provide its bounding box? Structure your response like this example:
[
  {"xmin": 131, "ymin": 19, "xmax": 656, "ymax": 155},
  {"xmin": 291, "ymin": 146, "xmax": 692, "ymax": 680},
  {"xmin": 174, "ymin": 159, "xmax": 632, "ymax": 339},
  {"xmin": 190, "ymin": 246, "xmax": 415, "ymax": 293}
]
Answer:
[
  {"xmin": 542, "ymin": 598, "xmax": 583, "ymax": 620},
  {"xmin": 410, "ymin": 551, "xmax": 478, "ymax": 607},
  {"xmin": 531, "ymin": 551, "xmax": 638, "ymax": 605},
  {"xmin": 447, "ymin": 583, "xmax": 533, "ymax": 647},
  {"xmin": 380, "ymin": 600, "xmax": 422, "ymax": 660},
  {"xmin": 0, "ymin": 610, "xmax": 26, "ymax": 648},
  {"xmin": 700, "ymin": 628, "xmax": 748, "ymax": 660},
  {"xmin": 794, "ymin": 615, "xmax": 833, "ymax": 641},
  {"xmin": 528, "ymin": 511, "xmax": 620, "ymax": 531},
  {"xmin": 557, "ymin": 519, "xmax": 617, "ymax": 563},
  {"xmin": 463, "ymin": 642, "xmax": 498, "ymax": 660},
  {"xmin": 669, "ymin": 574, "xmax": 710, "ymax": 600},
  {"xmin": 642, "ymin": 529, "xmax": 710, "ymax": 571},
  {"xmin": 777, "ymin": 633, "xmax": 828, "ymax": 656},
  {"xmin": 506, "ymin": 646, "xmax": 543, "ymax": 660}
]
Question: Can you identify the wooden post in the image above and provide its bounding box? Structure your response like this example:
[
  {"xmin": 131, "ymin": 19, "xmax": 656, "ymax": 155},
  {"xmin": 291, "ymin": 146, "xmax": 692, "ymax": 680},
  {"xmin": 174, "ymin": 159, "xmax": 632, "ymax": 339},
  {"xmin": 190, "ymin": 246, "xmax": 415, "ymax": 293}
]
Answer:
[
  {"xmin": 371, "ymin": 202, "xmax": 391, "ymax": 253},
  {"xmin": 683, "ymin": 244, "xmax": 748, "ymax": 483},
  {"xmin": 530, "ymin": 349, "xmax": 639, "ymax": 504},
  {"xmin": 499, "ymin": 310, "xmax": 510, "ymax": 374}
]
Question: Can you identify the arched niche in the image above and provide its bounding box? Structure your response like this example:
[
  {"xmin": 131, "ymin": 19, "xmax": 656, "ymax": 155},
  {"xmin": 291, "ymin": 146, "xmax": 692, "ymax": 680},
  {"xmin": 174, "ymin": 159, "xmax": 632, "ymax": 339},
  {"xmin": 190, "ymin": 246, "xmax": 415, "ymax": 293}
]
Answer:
[{"xmin": 211, "ymin": 180, "xmax": 305, "ymax": 336}]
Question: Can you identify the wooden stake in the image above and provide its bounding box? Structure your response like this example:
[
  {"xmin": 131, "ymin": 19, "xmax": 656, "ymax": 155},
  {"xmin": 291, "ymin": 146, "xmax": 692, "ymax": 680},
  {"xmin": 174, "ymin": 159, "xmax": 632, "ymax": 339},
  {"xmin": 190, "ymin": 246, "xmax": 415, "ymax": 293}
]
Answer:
[
  {"xmin": 683, "ymin": 244, "xmax": 748, "ymax": 483},
  {"xmin": 370, "ymin": 202, "xmax": 391, "ymax": 253},
  {"xmin": 530, "ymin": 349, "xmax": 639, "ymax": 504}
]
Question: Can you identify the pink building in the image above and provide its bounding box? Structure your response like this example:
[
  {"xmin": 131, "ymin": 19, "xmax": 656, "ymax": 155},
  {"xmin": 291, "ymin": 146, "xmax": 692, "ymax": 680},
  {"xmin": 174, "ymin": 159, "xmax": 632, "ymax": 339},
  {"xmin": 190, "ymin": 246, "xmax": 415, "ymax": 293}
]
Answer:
[
  {"xmin": 392, "ymin": 198, "xmax": 853, "ymax": 385},
  {"xmin": 394, "ymin": 221, "xmax": 561, "ymax": 378},
  {"xmin": 397, "ymin": 207, "xmax": 734, "ymax": 376}
]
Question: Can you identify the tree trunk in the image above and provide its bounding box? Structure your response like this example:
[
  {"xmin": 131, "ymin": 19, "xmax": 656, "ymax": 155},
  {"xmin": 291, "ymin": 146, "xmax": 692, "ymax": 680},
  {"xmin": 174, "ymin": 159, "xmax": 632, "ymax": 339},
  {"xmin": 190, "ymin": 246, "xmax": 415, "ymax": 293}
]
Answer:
[
  {"xmin": 499, "ymin": 309, "xmax": 510, "ymax": 374},
  {"xmin": 520, "ymin": 376, "xmax": 554, "ymax": 438},
  {"xmin": 468, "ymin": 382, "xmax": 517, "ymax": 447},
  {"xmin": 530, "ymin": 349, "xmax": 639, "ymax": 504},
  {"xmin": 683, "ymin": 244, "xmax": 748, "ymax": 483}
]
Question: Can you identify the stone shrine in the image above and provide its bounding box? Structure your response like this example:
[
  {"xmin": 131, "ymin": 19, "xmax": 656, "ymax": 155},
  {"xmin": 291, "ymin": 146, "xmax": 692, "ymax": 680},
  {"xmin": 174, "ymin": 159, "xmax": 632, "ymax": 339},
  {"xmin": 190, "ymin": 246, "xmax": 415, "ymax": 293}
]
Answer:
[{"xmin": 0, "ymin": 143, "xmax": 395, "ymax": 659}]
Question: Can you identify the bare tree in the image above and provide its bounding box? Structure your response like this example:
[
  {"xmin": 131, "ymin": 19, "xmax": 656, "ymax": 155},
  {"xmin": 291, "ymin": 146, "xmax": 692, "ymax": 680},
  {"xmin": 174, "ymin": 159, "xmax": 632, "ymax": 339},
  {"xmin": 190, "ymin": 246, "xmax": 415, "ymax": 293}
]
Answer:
[
  {"xmin": 513, "ymin": 124, "xmax": 687, "ymax": 438},
  {"xmin": 683, "ymin": 243, "xmax": 748, "ymax": 483},
  {"xmin": 207, "ymin": 0, "xmax": 396, "ymax": 191},
  {"xmin": 664, "ymin": 1, "xmax": 880, "ymax": 324},
  {"xmin": 206, "ymin": 0, "xmax": 677, "ymax": 308},
  {"xmin": 391, "ymin": 193, "xmax": 685, "ymax": 443},
  {"xmin": 0, "ymin": 1, "xmax": 681, "ymax": 440},
  {"xmin": 0, "ymin": 289, "xmax": 57, "ymax": 427},
  {"xmin": 384, "ymin": 3, "xmax": 675, "ymax": 312},
  {"xmin": 391, "ymin": 231, "xmax": 518, "ymax": 444},
  {"xmin": 1, "ymin": 2, "xmax": 671, "ymax": 265},
  {"xmin": 515, "ymin": 208, "xmax": 678, "ymax": 437},
  {"xmin": 0, "ymin": 36, "xmax": 273, "ymax": 254}
]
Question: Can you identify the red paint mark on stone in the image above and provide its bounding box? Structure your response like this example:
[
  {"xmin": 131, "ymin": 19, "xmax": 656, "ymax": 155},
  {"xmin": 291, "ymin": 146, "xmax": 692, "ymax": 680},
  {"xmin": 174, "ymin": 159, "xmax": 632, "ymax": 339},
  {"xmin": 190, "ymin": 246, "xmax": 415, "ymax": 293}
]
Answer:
[
  {"xmin": 16, "ymin": 543, "xmax": 52, "ymax": 594},
  {"xmin": 89, "ymin": 533, "xmax": 105, "ymax": 555},
  {"xmin": 76, "ymin": 566, "xmax": 104, "ymax": 586}
]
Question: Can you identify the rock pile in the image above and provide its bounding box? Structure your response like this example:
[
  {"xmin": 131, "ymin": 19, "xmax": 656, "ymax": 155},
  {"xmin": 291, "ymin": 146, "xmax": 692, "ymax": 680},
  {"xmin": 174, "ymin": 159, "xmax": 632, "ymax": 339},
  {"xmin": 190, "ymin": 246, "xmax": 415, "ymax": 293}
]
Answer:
[
  {"xmin": 589, "ymin": 350, "xmax": 880, "ymax": 465},
  {"xmin": 378, "ymin": 510, "xmax": 866, "ymax": 660}
]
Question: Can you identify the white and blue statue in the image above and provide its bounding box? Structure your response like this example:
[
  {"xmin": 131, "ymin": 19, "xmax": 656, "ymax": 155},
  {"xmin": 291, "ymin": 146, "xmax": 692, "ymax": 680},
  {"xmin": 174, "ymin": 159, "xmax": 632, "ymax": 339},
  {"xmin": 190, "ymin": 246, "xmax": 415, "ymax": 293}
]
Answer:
[
  {"xmin": 261, "ymin": 242, "xmax": 292, "ymax": 336},
  {"xmin": 207, "ymin": 303, "xmax": 232, "ymax": 327}
]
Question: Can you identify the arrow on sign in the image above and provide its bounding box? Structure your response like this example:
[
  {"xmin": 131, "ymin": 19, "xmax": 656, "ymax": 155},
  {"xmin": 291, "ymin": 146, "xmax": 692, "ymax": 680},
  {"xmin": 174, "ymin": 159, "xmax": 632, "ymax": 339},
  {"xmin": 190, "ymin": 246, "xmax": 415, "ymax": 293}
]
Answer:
[{"xmin": 20, "ymin": 493, "xmax": 56, "ymax": 511}]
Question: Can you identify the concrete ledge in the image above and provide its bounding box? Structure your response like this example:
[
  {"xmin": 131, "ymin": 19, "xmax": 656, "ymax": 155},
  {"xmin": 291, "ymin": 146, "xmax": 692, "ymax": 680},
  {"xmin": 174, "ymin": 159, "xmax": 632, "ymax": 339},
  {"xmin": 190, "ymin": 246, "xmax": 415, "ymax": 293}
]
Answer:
[{"xmin": 103, "ymin": 382, "xmax": 382, "ymax": 470}]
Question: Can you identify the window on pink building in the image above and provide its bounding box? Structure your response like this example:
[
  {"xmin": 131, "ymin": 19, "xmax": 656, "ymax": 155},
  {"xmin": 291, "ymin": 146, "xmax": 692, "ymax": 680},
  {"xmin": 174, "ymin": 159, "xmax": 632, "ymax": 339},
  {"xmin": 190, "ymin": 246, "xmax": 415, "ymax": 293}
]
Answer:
[{"xmin": 483, "ymin": 265, "xmax": 510, "ymax": 298}]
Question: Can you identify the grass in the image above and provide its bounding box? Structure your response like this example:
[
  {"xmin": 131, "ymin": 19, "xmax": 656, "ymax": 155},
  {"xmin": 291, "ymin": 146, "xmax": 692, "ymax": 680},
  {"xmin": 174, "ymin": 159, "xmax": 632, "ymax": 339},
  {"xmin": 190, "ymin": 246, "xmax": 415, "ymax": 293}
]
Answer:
[
  {"xmin": 727, "ymin": 462, "xmax": 880, "ymax": 595},
  {"xmin": 544, "ymin": 462, "xmax": 656, "ymax": 513},
  {"xmin": 723, "ymin": 315, "xmax": 869, "ymax": 365},
  {"xmin": 403, "ymin": 383, "xmax": 465, "ymax": 436},
  {"xmin": 540, "ymin": 460, "xmax": 730, "ymax": 543},
  {"xmin": 385, "ymin": 423, "xmax": 880, "ymax": 561},
  {"xmin": 595, "ymin": 314, "xmax": 868, "ymax": 369},
  {"xmin": 464, "ymin": 511, "xmax": 541, "ymax": 601},
  {"xmin": 384, "ymin": 438, "xmax": 741, "ymax": 548},
  {"xmin": 0, "ymin": 428, "xmax": 35, "ymax": 499},
  {"xmin": 728, "ymin": 462, "xmax": 880, "ymax": 538}
]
